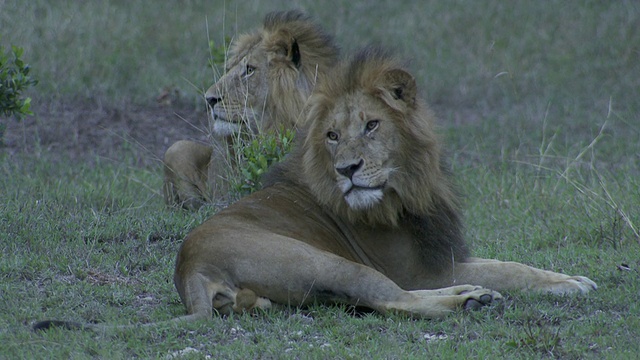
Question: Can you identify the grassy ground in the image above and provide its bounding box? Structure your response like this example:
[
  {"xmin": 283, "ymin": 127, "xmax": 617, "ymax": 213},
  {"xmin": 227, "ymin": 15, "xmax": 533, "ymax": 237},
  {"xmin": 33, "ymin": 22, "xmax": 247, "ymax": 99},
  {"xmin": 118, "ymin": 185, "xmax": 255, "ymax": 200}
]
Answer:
[{"xmin": 1, "ymin": 1, "xmax": 639, "ymax": 359}]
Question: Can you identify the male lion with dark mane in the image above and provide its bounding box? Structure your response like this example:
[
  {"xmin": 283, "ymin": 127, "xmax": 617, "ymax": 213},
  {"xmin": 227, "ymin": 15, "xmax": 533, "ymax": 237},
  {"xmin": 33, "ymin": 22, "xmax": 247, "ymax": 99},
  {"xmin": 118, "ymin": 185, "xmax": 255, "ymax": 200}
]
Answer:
[
  {"xmin": 34, "ymin": 48, "xmax": 596, "ymax": 331},
  {"xmin": 163, "ymin": 10, "xmax": 339, "ymax": 209}
]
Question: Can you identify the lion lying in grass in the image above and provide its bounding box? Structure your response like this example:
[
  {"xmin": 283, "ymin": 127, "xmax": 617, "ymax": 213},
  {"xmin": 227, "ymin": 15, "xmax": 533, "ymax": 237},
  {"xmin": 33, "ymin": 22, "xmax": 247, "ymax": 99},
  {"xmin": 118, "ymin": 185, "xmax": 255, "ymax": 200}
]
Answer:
[
  {"xmin": 163, "ymin": 10, "xmax": 338, "ymax": 209},
  {"xmin": 34, "ymin": 47, "xmax": 596, "ymax": 332},
  {"xmin": 169, "ymin": 47, "xmax": 596, "ymax": 319}
]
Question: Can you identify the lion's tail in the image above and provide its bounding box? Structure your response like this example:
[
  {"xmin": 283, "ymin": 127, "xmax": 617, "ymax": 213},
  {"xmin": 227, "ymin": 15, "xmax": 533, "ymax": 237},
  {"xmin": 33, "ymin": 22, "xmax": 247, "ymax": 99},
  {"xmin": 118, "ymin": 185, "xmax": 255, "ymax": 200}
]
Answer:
[
  {"xmin": 33, "ymin": 320, "xmax": 89, "ymax": 331},
  {"xmin": 32, "ymin": 313, "xmax": 209, "ymax": 333}
]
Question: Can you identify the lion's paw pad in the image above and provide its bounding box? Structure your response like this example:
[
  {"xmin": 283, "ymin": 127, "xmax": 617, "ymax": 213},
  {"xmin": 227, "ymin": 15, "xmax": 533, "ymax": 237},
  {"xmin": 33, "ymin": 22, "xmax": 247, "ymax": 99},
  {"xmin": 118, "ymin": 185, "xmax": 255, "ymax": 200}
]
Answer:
[{"xmin": 463, "ymin": 289, "xmax": 502, "ymax": 311}]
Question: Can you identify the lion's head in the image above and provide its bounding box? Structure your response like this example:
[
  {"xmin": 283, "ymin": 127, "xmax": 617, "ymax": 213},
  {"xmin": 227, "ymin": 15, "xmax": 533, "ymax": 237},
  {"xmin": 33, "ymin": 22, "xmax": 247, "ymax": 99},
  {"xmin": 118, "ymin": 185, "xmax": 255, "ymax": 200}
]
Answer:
[
  {"xmin": 301, "ymin": 47, "xmax": 459, "ymax": 226},
  {"xmin": 205, "ymin": 10, "xmax": 339, "ymax": 137}
]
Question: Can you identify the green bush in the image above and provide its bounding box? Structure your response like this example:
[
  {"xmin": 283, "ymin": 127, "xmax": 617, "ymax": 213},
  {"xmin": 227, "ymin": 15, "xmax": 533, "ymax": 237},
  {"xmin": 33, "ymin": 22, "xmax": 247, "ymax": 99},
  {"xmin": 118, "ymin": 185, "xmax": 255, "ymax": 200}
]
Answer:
[
  {"xmin": 233, "ymin": 127, "xmax": 295, "ymax": 194},
  {"xmin": 0, "ymin": 44, "xmax": 38, "ymax": 144}
]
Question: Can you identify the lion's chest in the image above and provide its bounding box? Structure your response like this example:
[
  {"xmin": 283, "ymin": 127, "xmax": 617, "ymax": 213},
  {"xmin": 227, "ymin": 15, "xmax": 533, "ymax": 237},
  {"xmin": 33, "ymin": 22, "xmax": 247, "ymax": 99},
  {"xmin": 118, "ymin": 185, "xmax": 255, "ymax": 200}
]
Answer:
[{"xmin": 335, "ymin": 223, "xmax": 427, "ymax": 288}]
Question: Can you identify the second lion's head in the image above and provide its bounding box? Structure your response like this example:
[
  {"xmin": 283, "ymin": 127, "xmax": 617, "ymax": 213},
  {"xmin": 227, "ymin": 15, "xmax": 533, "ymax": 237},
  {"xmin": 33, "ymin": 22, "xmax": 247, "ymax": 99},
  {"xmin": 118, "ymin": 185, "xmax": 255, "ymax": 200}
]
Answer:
[{"xmin": 206, "ymin": 10, "xmax": 339, "ymax": 137}]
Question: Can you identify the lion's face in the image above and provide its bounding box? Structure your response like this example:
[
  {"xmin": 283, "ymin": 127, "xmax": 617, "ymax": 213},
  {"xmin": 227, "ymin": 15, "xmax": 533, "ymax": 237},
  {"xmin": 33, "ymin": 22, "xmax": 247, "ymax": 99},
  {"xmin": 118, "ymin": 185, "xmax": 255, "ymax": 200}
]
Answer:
[
  {"xmin": 321, "ymin": 93, "xmax": 402, "ymax": 210},
  {"xmin": 205, "ymin": 37, "xmax": 270, "ymax": 137},
  {"xmin": 302, "ymin": 50, "xmax": 446, "ymax": 224}
]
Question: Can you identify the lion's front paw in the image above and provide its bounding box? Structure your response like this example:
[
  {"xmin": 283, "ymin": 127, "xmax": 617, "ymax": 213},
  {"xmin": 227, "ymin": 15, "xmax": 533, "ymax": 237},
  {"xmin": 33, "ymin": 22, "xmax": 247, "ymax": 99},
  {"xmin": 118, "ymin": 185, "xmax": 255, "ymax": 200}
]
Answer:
[
  {"xmin": 547, "ymin": 275, "xmax": 597, "ymax": 295},
  {"xmin": 461, "ymin": 288, "xmax": 503, "ymax": 311}
]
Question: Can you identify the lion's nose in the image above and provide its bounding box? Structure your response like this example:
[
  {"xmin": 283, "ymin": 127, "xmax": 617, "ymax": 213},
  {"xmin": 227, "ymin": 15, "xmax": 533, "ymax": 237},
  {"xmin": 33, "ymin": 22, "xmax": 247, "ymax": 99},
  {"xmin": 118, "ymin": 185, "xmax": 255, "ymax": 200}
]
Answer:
[
  {"xmin": 206, "ymin": 94, "xmax": 221, "ymax": 108},
  {"xmin": 336, "ymin": 159, "xmax": 364, "ymax": 179}
]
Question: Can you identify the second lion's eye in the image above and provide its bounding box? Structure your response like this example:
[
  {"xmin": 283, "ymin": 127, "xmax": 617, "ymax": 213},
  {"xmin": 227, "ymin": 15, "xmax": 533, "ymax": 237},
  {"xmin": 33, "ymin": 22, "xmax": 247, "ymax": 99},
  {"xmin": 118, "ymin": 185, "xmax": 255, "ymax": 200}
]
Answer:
[
  {"xmin": 244, "ymin": 65, "xmax": 256, "ymax": 77},
  {"xmin": 365, "ymin": 120, "xmax": 379, "ymax": 133},
  {"xmin": 327, "ymin": 131, "xmax": 339, "ymax": 141}
]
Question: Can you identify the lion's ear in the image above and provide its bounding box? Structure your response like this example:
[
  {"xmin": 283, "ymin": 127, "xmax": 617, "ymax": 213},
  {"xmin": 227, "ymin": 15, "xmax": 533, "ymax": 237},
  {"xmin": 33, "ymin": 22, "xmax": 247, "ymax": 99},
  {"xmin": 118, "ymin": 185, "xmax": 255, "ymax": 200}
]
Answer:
[
  {"xmin": 381, "ymin": 69, "xmax": 416, "ymax": 106},
  {"xmin": 288, "ymin": 39, "xmax": 301, "ymax": 68},
  {"xmin": 270, "ymin": 30, "xmax": 301, "ymax": 68}
]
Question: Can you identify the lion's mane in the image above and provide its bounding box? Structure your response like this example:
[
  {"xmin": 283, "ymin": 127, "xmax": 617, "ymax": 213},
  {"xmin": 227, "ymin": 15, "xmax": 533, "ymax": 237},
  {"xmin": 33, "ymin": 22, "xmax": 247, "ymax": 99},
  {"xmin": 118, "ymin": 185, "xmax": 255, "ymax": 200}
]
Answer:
[
  {"xmin": 266, "ymin": 47, "xmax": 468, "ymax": 271},
  {"xmin": 228, "ymin": 10, "xmax": 339, "ymax": 130}
]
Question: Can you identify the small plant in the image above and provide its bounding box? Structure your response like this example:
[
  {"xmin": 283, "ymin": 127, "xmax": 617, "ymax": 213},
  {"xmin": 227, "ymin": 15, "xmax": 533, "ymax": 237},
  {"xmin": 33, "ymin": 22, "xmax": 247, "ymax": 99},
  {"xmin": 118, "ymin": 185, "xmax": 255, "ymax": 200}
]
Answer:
[
  {"xmin": 208, "ymin": 37, "xmax": 231, "ymax": 70},
  {"xmin": 0, "ymin": 43, "xmax": 38, "ymax": 144},
  {"xmin": 233, "ymin": 127, "xmax": 295, "ymax": 195}
]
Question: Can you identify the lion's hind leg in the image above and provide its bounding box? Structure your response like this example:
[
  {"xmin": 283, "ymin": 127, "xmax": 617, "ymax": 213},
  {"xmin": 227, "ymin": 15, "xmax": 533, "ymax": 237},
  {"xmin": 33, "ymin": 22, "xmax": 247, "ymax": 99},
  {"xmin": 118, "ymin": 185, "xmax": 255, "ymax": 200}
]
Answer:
[
  {"xmin": 175, "ymin": 269, "xmax": 272, "ymax": 321},
  {"xmin": 241, "ymin": 241, "xmax": 502, "ymax": 318},
  {"xmin": 163, "ymin": 140, "xmax": 213, "ymax": 210},
  {"xmin": 231, "ymin": 288, "xmax": 272, "ymax": 314},
  {"xmin": 180, "ymin": 234, "xmax": 502, "ymax": 320}
]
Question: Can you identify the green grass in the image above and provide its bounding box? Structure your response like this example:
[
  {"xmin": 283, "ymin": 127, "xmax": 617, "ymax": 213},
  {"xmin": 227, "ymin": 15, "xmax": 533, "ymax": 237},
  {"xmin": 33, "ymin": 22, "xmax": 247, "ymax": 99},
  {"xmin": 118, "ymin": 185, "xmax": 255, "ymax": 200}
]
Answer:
[
  {"xmin": 5, "ymin": 131, "xmax": 634, "ymax": 359},
  {"xmin": 1, "ymin": 1, "xmax": 639, "ymax": 359}
]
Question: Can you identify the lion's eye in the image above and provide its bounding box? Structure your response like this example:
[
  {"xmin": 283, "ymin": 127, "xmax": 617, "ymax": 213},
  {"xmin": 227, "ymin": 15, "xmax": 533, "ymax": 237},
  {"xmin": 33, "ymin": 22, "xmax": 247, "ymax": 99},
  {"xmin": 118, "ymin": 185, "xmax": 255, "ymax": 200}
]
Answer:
[
  {"xmin": 327, "ymin": 131, "xmax": 339, "ymax": 141},
  {"xmin": 365, "ymin": 120, "xmax": 379, "ymax": 133},
  {"xmin": 244, "ymin": 65, "xmax": 256, "ymax": 77}
]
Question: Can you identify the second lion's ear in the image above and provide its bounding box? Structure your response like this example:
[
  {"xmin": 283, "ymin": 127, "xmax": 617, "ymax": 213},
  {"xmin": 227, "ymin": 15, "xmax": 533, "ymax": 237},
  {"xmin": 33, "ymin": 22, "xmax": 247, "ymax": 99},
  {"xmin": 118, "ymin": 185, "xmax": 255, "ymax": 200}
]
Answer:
[{"xmin": 288, "ymin": 39, "xmax": 301, "ymax": 68}]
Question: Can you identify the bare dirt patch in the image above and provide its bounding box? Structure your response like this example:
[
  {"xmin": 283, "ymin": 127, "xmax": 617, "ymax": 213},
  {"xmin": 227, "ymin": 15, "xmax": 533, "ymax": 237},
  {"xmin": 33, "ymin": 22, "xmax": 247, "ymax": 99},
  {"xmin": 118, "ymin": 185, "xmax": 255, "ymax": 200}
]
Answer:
[{"xmin": 2, "ymin": 100, "xmax": 210, "ymax": 166}]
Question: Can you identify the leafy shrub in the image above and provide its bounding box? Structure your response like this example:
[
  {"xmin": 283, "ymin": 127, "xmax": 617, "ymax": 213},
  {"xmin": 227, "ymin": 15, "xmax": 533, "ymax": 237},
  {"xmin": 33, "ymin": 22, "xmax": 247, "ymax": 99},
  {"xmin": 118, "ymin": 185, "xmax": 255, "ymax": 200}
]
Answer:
[
  {"xmin": 208, "ymin": 37, "xmax": 231, "ymax": 70},
  {"xmin": 233, "ymin": 127, "xmax": 295, "ymax": 194},
  {"xmin": 0, "ymin": 44, "xmax": 38, "ymax": 144}
]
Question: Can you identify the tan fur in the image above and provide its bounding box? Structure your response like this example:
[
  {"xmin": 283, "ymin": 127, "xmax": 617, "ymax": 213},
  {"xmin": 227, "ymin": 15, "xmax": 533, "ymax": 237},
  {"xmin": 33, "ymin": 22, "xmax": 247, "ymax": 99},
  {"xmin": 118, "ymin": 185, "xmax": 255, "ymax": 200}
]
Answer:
[
  {"xmin": 33, "ymin": 47, "xmax": 596, "ymax": 333},
  {"xmin": 163, "ymin": 10, "xmax": 339, "ymax": 209}
]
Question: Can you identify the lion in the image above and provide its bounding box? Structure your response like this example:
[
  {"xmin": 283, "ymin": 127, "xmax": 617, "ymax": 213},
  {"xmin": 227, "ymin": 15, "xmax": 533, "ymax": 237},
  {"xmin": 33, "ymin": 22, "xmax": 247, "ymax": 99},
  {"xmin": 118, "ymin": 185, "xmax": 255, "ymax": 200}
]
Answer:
[
  {"xmin": 163, "ymin": 10, "xmax": 339, "ymax": 210},
  {"xmin": 33, "ymin": 48, "xmax": 596, "ymax": 332}
]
